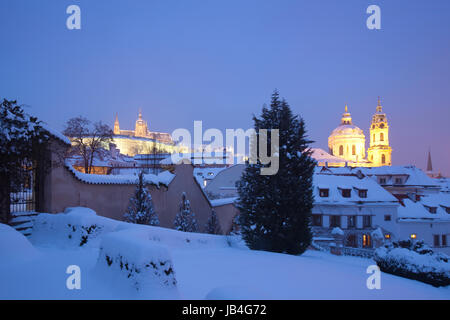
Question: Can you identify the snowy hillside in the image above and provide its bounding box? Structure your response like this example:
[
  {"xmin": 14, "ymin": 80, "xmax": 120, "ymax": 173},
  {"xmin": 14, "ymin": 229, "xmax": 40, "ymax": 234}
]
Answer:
[{"xmin": 0, "ymin": 207, "xmax": 449, "ymax": 300}]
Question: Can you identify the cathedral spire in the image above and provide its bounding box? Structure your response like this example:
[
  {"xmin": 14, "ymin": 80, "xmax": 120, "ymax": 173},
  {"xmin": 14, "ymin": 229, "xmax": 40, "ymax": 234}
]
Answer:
[
  {"xmin": 138, "ymin": 108, "xmax": 143, "ymax": 120},
  {"xmin": 113, "ymin": 113, "xmax": 120, "ymax": 135},
  {"xmin": 427, "ymin": 148, "xmax": 433, "ymax": 172}
]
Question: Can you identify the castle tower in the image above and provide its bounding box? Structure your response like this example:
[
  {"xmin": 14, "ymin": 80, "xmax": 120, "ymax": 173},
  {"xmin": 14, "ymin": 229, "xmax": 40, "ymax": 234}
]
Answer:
[
  {"xmin": 367, "ymin": 97, "xmax": 392, "ymax": 166},
  {"xmin": 134, "ymin": 108, "xmax": 148, "ymax": 137},
  {"xmin": 113, "ymin": 113, "xmax": 120, "ymax": 135}
]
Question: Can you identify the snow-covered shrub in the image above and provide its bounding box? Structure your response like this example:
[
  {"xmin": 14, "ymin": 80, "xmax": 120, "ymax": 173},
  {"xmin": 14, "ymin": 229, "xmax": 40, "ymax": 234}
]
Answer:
[
  {"xmin": 95, "ymin": 229, "xmax": 179, "ymax": 297},
  {"xmin": 31, "ymin": 207, "xmax": 121, "ymax": 248},
  {"xmin": 0, "ymin": 223, "xmax": 39, "ymax": 262},
  {"xmin": 374, "ymin": 240, "xmax": 450, "ymax": 287},
  {"xmin": 173, "ymin": 192, "xmax": 198, "ymax": 232},
  {"xmin": 124, "ymin": 171, "xmax": 160, "ymax": 226}
]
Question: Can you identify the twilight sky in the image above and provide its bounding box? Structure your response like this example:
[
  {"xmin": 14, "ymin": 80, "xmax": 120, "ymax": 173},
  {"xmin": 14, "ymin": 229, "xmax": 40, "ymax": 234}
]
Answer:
[{"xmin": 1, "ymin": 0, "xmax": 449, "ymax": 176}]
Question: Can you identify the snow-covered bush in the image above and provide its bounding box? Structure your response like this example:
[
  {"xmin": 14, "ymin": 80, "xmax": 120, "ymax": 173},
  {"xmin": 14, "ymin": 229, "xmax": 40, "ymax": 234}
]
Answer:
[
  {"xmin": 0, "ymin": 223, "xmax": 39, "ymax": 262},
  {"xmin": 374, "ymin": 240, "xmax": 450, "ymax": 287},
  {"xmin": 95, "ymin": 229, "xmax": 179, "ymax": 297},
  {"xmin": 173, "ymin": 192, "xmax": 198, "ymax": 232},
  {"xmin": 124, "ymin": 171, "xmax": 160, "ymax": 226},
  {"xmin": 31, "ymin": 207, "xmax": 121, "ymax": 248}
]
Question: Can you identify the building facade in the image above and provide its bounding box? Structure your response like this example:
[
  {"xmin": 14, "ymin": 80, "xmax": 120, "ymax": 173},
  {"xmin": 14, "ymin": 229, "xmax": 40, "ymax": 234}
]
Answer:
[
  {"xmin": 327, "ymin": 98, "xmax": 392, "ymax": 168},
  {"xmin": 112, "ymin": 110, "xmax": 178, "ymax": 156}
]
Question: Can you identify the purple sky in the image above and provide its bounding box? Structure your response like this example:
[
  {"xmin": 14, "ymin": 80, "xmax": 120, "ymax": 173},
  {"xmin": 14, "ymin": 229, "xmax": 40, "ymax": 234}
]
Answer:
[{"xmin": 1, "ymin": 0, "xmax": 449, "ymax": 176}]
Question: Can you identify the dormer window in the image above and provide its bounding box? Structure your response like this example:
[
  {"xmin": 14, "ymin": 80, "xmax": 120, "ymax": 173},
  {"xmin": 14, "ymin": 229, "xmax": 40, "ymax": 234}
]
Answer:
[
  {"xmin": 341, "ymin": 189, "xmax": 351, "ymax": 198},
  {"xmin": 379, "ymin": 178, "xmax": 386, "ymax": 184},
  {"xmin": 358, "ymin": 190, "xmax": 367, "ymax": 198},
  {"xmin": 425, "ymin": 206, "xmax": 437, "ymax": 214},
  {"xmin": 446, "ymin": 207, "xmax": 450, "ymax": 214},
  {"xmin": 394, "ymin": 178, "xmax": 402, "ymax": 185},
  {"xmin": 319, "ymin": 188, "xmax": 329, "ymax": 197}
]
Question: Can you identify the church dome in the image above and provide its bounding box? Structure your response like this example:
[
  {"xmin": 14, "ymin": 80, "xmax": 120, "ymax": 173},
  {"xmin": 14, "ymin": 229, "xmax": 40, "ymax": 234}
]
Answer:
[
  {"xmin": 330, "ymin": 124, "xmax": 364, "ymax": 138},
  {"xmin": 328, "ymin": 105, "xmax": 366, "ymax": 163}
]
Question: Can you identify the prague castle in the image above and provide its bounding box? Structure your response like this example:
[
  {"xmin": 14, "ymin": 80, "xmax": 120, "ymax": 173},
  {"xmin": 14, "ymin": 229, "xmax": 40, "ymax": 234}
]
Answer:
[
  {"xmin": 316, "ymin": 98, "xmax": 392, "ymax": 168},
  {"xmin": 112, "ymin": 110, "xmax": 178, "ymax": 156}
]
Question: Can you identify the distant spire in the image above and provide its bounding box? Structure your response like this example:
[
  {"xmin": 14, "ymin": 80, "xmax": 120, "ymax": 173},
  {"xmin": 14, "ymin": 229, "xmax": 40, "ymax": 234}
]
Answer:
[
  {"xmin": 427, "ymin": 148, "xmax": 433, "ymax": 172},
  {"xmin": 113, "ymin": 113, "xmax": 120, "ymax": 135},
  {"xmin": 345, "ymin": 105, "xmax": 348, "ymax": 113},
  {"xmin": 138, "ymin": 108, "xmax": 142, "ymax": 120},
  {"xmin": 376, "ymin": 96, "xmax": 382, "ymax": 113}
]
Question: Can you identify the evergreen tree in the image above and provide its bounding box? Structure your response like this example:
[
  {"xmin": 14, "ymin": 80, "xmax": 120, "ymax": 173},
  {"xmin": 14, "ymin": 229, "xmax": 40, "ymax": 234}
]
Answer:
[
  {"xmin": 124, "ymin": 171, "xmax": 160, "ymax": 226},
  {"xmin": 205, "ymin": 209, "xmax": 222, "ymax": 234},
  {"xmin": 236, "ymin": 90, "xmax": 316, "ymax": 255},
  {"xmin": 0, "ymin": 99, "xmax": 50, "ymax": 223},
  {"xmin": 173, "ymin": 192, "xmax": 198, "ymax": 232}
]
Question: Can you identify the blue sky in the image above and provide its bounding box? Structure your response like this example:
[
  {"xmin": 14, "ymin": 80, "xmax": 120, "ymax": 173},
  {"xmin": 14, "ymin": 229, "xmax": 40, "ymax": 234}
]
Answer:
[{"xmin": 1, "ymin": 0, "xmax": 449, "ymax": 175}]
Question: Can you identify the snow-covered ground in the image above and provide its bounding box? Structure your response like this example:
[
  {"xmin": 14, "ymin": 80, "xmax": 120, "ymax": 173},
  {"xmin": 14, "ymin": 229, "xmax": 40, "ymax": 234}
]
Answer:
[{"xmin": 0, "ymin": 209, "xmax": 449, "ymax": 300}]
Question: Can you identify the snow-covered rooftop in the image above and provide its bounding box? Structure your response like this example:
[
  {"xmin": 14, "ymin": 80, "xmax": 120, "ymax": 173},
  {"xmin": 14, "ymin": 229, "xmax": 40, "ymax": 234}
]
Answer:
[
  {"xmin": 313, "ymin": 173, "xmax": 398, "ymax": 205},
  {"xmin": 65, "ymin": 162, "xmax": 175, "ymax": 187},
  {"xmin": 398, "ymin": 195, "xmax": 450, "ymax": 222}
]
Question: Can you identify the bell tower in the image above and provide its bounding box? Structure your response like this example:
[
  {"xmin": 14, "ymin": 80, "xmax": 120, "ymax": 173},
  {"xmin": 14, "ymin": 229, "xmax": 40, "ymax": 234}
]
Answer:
[{"xmin": 367, "ymin": 97, "xmax": 392, "ymax": 166}]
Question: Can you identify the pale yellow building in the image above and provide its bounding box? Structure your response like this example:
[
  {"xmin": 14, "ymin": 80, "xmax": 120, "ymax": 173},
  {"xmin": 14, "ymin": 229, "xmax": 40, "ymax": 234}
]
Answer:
[
  {"xmin": 367, "ymin": 98, "xmax": 392, "ymax": 166},
  {"xmin": 112, "ymin": 110, "xmax": 179, "ymax": 156},
  {"xmin": 328, "ymin": 105, "xmax": 366, "ymax": 163},
  {"xmin": 326, "ymin": 99, "xmax": 392, "ymax": 168}
]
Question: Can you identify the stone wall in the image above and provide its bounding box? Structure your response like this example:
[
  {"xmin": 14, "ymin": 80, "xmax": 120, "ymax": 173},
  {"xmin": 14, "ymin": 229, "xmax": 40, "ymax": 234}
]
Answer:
[{"xmin": 42, "ymin": 141, "xmax": 237, "ymax": 233}]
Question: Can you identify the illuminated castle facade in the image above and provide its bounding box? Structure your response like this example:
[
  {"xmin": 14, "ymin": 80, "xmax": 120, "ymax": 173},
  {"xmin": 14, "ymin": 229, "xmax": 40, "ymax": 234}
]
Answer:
[
  {"xmin": 112, "ymin": 110, "xmax": 177, "ymax": 156},
  {"xmin": 325, "ymin": 98, "xmax": 392, "ymax": 167}
]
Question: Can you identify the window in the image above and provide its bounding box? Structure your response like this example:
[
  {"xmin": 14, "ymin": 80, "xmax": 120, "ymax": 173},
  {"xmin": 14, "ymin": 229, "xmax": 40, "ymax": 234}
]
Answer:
[
  {"xmin": 380, "ymin": 123, "xmax": 384, "ymax": 129},
  {"xmin": 373, "ymin": 134, "xmax": 375, "ymax": 142},
  {"xmin": 395, "ymin": 178, "xmax": 402, "ymax": 185},
  {"xmin": 384, "ymin": 233, "xmax": 391, "ymax": 240},
  {"xmin": 358, "ymin": 189, "xmax": 367, "ymax": 198},
  {"xmin": 379, "ymin": 177, "xmax": 386, "ymax": 184},
  {"xmin": 380, "ymin": 132, "xmax": 384, "ymax": 141},
  {"xmin": 384, "ymin": 215, "xmax": 391, "ymax": 221},
  {"xmin": 339, "ymin": 145, "xmax": 343, "ymax": 156},
  {"xmin": 362, "ymin": 234, "xmax": 372, "ymax": 248},
  {"xmin": 345, "ymin": 234, "xmax": 357, "ymax": 248},
  {"xmin": 312, "ymin": 215, "xmax": 322, "ymax": 227},
  {"xmin": 319, "ymin": 189, "xmax": 329, "ymax": 197},
  {"xmin": 446, "ymin": 207, "xmax": 450, "ymax": 214},
  {"xmin": 363, "ymin": 215, "xmax": 372, "ymax": 228},
  {"xmin": 381, "ymin": 154, "xmax": 386, "ymax": 164},
  {"xmin": 433, "ymin": 235, "xmax": 440, "ymax": 247},
  {"xmin": 442, "ymin": 235, "xmax": 447, "ymax": 247},
  {"xmin": 410, "ymin": 233, "xmax": 417, "ymax": 239},
  {"xmin": 427, "ymin": 206, "xmax": 437, "ymax": 214},
  {"xmin": 341, "ymin": 189, "xmax": 351, "ymax": 198},
  {"xmin": 352, "ymin": 145, "xmax": 356, "ymax": 155},
  {"xmin": 330, "ymin": 215, "xmax": 341, "ymax": 228},
  {"xmin": 347, "ymin": 215, "xmax": 356, "ymax": 228}
]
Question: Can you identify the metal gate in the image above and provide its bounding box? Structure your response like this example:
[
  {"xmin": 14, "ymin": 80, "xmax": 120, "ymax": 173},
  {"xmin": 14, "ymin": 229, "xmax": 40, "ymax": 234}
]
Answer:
[{"xmin": 10, "ymin": 160, "xmax": 36, "ymax": 214}]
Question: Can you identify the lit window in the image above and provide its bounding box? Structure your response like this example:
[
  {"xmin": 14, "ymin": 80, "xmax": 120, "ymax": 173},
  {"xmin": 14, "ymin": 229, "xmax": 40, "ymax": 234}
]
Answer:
[
  {"xmin": 362, "ymin": 234, "xmax": 372, "ymax": 248},
  {"xmin": 410, "ymin": 234, "xmax": 417, "ymax": 239},
  {"xmin": 384, "ymin": 234, "xmax": 391, "ymax": 239}
]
